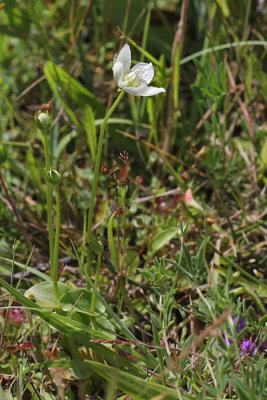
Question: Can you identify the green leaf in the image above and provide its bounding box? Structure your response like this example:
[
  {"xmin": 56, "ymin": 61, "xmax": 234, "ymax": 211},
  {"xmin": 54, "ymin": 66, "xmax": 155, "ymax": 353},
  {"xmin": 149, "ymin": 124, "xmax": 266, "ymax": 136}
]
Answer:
[
  {"xmin": 44, "ymin": 63, "xmax": 81, "ymax": 127},
  {"xmin": 0, "ymin": 385, "xmax": 8, "ymax": 400},
  {"xmin": 148, "ymin": 228, "xmax": 177, "ymax": 257},
  {"xmin": 151, "ymin": 314, "xmax": 166, "ymax": 386},
  {"xmin": 84, "ymin": 105, "xmax": 97, "ymax": 161},
  {"xmin": 0, "ymin": 256, "xmax": 50, "ymax": 281},
  {"xmin": 90, "ymin": 236, "xmax": 104, "ymax": 254},
  {"xmin": 167, "ymin": 260, "xmax": 193, "ymax": 280},
  {"xmin": 24, "ymin": 281, "xmax": 71, "ymax": 308},
  {"xmin": 0, "ymin": 277, "xmax": 141, "ymax": 372},
  {"xmin": 44, "ymin": 62, "xmax": 104, "ymax": 119},
  {"xmin": 219, "ymin": 61, "xmax": 227, "ymax": 91},
  {"xmin": 123, "ymin": 250, "xmax": 140, "ymax": 274},
  {"xmin": 85, "ymin": 274, "xmax": 158, "ymax": 369},
  {"xmin": 215, "ymin": 94, "xmax": 225, "ymax": 111},
  {"xmin": 19, "ymin": 360, "xmax": 190, "ymax": 399},
  {"xmin": 108, "ymin": 211, "xmax": 119, "ymax": 272},
  {"xmin": 259, "ymin": 315, "xmax": 267, "ymax": 326},
  {"xmin": 229, "ymin": 377, "xmax": 252, "ymax": 400},
  {"xmin": 182, "ymin": 242, "xmax": 193, "ymax": 273},
  {"xmin": 55, "ymin": 130, "xmax": 77, "ymax": 159},
  {"xmin": 196, "ymin": 238, "xmax": 208, "ymax": 272},
  {"xmin": 26, "ymin": 150, "xmax": 46, "ymax": 199},
  {"xmin": 260, "ymin": 136, "xmax": 267, "ymax": 166},
  {"xmin": 60, "ymin": 288, "xmax": 104, "ymax": 314}
]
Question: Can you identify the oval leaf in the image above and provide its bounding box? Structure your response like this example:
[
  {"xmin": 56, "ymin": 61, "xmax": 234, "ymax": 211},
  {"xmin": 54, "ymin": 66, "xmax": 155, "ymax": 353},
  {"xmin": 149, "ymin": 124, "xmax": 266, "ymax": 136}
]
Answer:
[
  {"xmin": 24, "ymin": 281, "xmax": 71, "ymax": 308},
  {"xmin": 148, "ymin": 228, "xmax": 177, "ymax": 257}
]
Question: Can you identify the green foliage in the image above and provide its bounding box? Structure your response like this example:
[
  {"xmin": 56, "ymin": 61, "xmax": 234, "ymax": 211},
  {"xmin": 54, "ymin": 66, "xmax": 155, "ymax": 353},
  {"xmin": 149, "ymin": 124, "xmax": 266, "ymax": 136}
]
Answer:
[{"xmin": 0, "ymin": 0, "xmax": 266, "ymax": 399}]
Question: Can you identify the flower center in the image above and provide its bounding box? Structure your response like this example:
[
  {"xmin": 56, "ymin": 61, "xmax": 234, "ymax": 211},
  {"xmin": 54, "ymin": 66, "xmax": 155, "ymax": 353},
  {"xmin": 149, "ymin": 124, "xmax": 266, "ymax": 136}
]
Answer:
[{"xmin": 122, "ymin": 71, "xmax": 141, "ymax": 88}]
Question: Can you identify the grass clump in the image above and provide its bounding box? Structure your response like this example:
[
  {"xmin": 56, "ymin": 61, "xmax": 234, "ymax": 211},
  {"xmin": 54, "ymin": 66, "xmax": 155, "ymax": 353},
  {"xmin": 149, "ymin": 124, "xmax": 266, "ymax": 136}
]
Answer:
[{"xmin": 0, "ymin": 0, "xmax": 266, "ymax": 399}]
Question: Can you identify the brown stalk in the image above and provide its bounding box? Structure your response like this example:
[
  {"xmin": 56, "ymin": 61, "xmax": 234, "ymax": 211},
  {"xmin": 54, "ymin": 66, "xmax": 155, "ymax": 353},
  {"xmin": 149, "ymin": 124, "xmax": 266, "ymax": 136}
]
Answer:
[
  {"xmin": 226, "ymin": 64, "xmax": 257, "ymax": 184},
  {"xmin": 168, "ymin": 308, "xmax": 231, "ymax": 370},
  {"xmin": 163, "ymin": 0, "xmax": 189, "ymax": 152},
  {"xmin": 74, "ymin": 0, "xmax": 93, "ymax": 40}
]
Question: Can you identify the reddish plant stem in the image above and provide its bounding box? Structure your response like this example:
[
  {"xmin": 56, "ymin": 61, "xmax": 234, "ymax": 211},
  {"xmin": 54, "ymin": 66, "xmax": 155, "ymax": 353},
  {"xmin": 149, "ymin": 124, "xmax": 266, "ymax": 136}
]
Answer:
[{"xmin": 0, "ymin": 303, "xmax": 10, "ymax": 357}]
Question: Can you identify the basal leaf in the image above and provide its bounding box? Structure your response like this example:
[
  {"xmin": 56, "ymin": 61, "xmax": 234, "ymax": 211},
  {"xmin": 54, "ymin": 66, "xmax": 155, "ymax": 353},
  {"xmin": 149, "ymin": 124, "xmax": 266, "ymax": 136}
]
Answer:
[
  {"xmin": 148, "ymin": 228, "xmax": 177, "ymax": 257},
  {"xmin": 44, "ymin": 62, "xmax": 104, "ymax": 119},
  {"xmin": 24, "ymin": 281, "xmax": 71, "ymax": 308}
]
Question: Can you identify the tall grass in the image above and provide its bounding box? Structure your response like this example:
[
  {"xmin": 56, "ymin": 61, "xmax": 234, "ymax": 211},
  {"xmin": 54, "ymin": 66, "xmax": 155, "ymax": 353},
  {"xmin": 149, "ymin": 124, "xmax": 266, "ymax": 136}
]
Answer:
[{"xmin": 0, "ymin": 0, "xmax": 266, "ymax": 399}]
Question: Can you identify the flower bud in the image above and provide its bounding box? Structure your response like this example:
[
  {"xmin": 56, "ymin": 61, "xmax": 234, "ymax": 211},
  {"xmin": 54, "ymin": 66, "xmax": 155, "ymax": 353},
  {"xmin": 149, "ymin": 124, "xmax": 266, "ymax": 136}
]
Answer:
[
  {"xmin": 184, "ymin": 188, "xmax": 204, "ymax": 212},
  {"xmin": 90, "ymin": 237, "xmax": 104, "ymax": 254},
  {"xmin": 35, "ymin": 111, "xmax": 52, "ymax": 131},
  {"xmin": 45, "ymin": 168, "xmax": 61, "ymax": 184}
]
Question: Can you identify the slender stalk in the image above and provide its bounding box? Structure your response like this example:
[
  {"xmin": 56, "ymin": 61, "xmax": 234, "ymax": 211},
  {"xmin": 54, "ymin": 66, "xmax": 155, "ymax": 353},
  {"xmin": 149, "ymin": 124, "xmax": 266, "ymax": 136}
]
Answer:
[
  {"xmin": 80, "ymin": 209, "xmax": 87, "ymax": 275},
  {"xmin": 90, "ymin": 252, "xmax": 101, "ymax": 314},
  {"xmin": 52, "ymin": 184, "xmax": 60, "ymax": 300},
  {"xmin": 171, "ymin": 237, "xmax": 184, "ymax": 291},
  {"xmin": 43, "ymin": 131, "xmax": 54, "ymax": 285},
  {"xmin": 87, "ymin": 91, "xmax": 125, "ymax": 279}
]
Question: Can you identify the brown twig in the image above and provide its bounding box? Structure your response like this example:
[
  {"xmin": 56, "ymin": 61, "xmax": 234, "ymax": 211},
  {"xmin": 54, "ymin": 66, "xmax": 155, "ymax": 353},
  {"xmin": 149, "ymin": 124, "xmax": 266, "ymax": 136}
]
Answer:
[
  {"xmin": 75, "ymin": 0, "xmax": 93, "ymax": 39},
  {"xmin": 116, "ymin": 129, "xmax": 184, "ymax": 164},
  {"xmin": 163, "ymin": 0, "xmax": 189, "ymax": 152},
  {"xmin": 174, "ymin": 308, "xmax": 231, "ymax": 366},
  {"xmin": 226, "ymin": 64, "xmax": 257, "ymax": 184},
  {"xmin": 16, "ymin": 76, "xmax": 46, "ymax": 101}
]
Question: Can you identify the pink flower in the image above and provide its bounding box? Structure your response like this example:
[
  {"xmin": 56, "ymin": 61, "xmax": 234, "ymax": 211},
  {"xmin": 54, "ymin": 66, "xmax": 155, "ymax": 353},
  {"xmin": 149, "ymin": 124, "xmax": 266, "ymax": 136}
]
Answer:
[
  {"xmin": 184, "ymin": 189, "xmax": 203, "ymax": 212},
  {"xmin": 184, "ymin": 189, "xmax": 193, "ymax": 203},
  {"xmin": 3, "ymin": 301, "xmax": 27, "ymax": 325}
]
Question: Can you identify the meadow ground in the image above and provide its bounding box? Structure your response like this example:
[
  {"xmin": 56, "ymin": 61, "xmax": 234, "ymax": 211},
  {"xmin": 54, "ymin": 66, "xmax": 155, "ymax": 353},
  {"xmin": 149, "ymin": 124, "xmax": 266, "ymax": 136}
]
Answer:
[{"xmin": 0, "ymin": 1, "xmax": 266, "ymax": 399}]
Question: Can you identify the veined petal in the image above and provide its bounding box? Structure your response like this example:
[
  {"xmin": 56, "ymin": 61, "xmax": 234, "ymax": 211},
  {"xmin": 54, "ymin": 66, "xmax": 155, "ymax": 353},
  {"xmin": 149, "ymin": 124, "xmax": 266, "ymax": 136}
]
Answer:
[
  {"xmin": 112, "ymin": 61, "xmax": 124, "ymax": 83},
  {"xmin": 140, "ymin": 86, "xmax": 165, "ymax": 96},
  {"xmin": 131, "ymin": 62, "xmax": 154, "ymax": 84},
  {"xmin": 116, "ymin": 44, "xmax": 131, "ymax": 74},
  {"xmin": 123, "ymin": 84, "xmax": 148, "ymax": 96},
  {"xmin": 123, "ymin": 84, "xmax": 165, "ymax": 97}
]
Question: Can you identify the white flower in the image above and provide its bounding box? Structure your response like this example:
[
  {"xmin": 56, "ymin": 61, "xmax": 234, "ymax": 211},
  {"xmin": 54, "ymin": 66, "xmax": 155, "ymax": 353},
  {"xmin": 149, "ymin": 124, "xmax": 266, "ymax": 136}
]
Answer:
[{"xmin": 112, "ymin": 44, "xmax": 165, "ymax": 97}]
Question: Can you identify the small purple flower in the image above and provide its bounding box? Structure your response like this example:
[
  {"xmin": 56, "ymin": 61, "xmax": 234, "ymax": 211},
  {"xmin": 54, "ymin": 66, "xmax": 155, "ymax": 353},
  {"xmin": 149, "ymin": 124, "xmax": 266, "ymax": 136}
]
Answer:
[
  {"xmin": 218, "ymin": 315, "xmax": 266, "ymax": 358},
  {"xmin": 240, "ymin": 340, "xmax": 257, "ymax": 356},
  {"xmin": 220, "ymin": 316, "xmax": 246, "ymax": 348},
  {"xmin": 233, "ymin": 316, "xmax": 246, "ymax": 333},
  {"xmin": 221, "ymin": 335, "xmax": 233, "ymax": 346},
  {"xmin": 260, "ymin": 339, "xmax": 267, "ymax": 351}
]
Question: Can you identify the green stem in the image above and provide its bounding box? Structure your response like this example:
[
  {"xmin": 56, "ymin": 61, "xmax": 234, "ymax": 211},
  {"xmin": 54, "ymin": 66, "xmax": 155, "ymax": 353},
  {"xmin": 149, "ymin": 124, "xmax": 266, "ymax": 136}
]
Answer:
[
  {"xmin": 53, "ymin": 184, "xmax": 60, "ymax": 300},
  {"xmin": 43, "ymin": 131, "xmax": 54, "ymax": 282},
  {"xmin": 80, "ymin": 209, "xmax": 87, "ymax": 276},
  {"xmin": 87, "ymin": 91, "xmax": 125, "ymax": 279},
  {"xmin": 171, "ymin": 237, "xmax": 183, "ymax": 291},
  {"xmin": 90, "ymin": 252, "xmax": 101, "ymax": 314}
]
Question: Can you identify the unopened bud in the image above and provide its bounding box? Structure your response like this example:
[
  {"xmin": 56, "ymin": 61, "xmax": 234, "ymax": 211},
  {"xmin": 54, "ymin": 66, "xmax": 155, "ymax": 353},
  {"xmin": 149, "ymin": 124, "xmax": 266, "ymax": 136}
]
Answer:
[
  {"xmin": 35, "ymin": 111, "xmax": 52, "ymax": 131},
  {"xmin": 89, "ymin": 237, "xmax": 104, "ymax": 254},
  {"xmin": 45, "ymin": 168, "xmax": 61, "ymax": 184},
  {"xmin": 184, "ymin": 188, "xmax": 204, "ymax": 212}
]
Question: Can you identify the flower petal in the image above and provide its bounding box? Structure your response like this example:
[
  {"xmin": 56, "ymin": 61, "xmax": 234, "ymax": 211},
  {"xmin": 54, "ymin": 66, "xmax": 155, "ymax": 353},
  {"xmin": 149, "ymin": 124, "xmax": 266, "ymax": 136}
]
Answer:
[
  {"xmin": 116, "ymin": 44, "xmax": 131, "ymax": 74},
  {"xmin": 123, "ymin": 84, "xmax": 148, "ymax": 96},
  {"xmin": 123, "ymin": 84, "xmax": 165, "ymax": 97},
  {"xmin": 131, "ymin": 62, "xmax": 154, "ymax": 84},
  {"xmin": 123, "ymin": 84, "xmax": 165, "ymax": 96},
  {"xmin": 141, "ymin": 86, "xmax": 165, "ymax": 96},
  {"xmin": 112, "ymin": 61, "xmax": 124, "ymax": 83}
]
